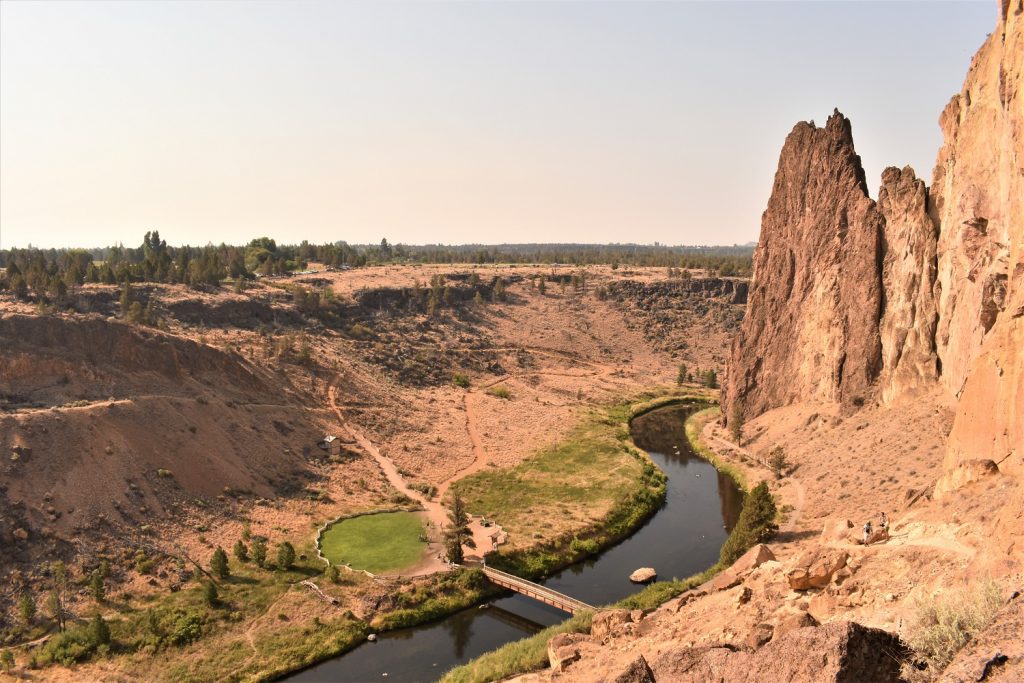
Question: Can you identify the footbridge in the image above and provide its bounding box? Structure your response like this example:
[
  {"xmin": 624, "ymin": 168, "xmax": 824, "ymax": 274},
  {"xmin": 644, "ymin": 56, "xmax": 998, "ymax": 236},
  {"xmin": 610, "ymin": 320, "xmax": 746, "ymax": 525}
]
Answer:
[{"xmin": 465, "ymin": 564, "xmax": 594, "ymax": 615}]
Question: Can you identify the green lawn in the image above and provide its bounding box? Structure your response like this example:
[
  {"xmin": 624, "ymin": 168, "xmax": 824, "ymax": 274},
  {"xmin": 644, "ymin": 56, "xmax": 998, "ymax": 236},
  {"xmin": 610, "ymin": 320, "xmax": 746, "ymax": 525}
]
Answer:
[{"xmin": 319, "ymin": 511, "xmax": 426, "ymax": 574}]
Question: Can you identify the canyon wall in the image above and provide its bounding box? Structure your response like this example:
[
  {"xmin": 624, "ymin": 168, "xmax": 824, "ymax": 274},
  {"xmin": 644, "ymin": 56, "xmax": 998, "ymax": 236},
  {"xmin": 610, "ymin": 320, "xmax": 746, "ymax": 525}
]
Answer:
[
  {"xmin": 724, "ymin": 0, "xmax": 1022, "ymax": 474},
  {"xmin": 939, "ymin": 0, "xmax": 1023, "ymax": 477}
]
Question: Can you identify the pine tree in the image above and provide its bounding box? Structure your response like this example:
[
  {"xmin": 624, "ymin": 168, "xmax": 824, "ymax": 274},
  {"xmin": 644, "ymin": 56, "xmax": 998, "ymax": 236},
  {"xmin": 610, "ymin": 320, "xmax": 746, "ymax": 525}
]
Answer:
[
  {"xmin": 718, "ymin": 482, "xmax": 777, "ymax": 565},
  {"xmin": 204, "ymin": 580, "xmax": 219, "ymax": 607},
  {"xmin": 729, "ymin": 404, "xmax": 744, "ymax": 445},
  {"xmin": 444, "ymin": 492, "xmax": 475, "ymax": 564},
  {"xmin": 677, "ymin": 363, "xmax": 689, "ymax": 386},
  {"xmin": 233, "ymin": 540, "xmax": 249, "ymax": 563},
  {"xmin": 119, "ymin": 280, "xmax": 131, "ymax": 318},
  {"xmin": 251, "ymin": 538, "xmax": 268, "ymax": 568},
  {"xmin": 0, "ymin": 650, "xmax": 13, "ymax": 672},
  {"xmin": 90, "ymin": 613, "xmax": 111, "ymax": 646},
  {"xmin": 473, "ymin": 290, "xmax": 484, "ymax": 306},
  {"xmin": 210, "ymin": 546, "xmax": 230, "ymax": 579},
  {"xmin": 277, "ymin": 541, "xmax": 296, "ymax": 570},
  {"xmin": 49, "ymin": 561, "xmax": 68, "ymax": 631},
  {"xmin": 18, "ymin": 592, "xmax": 36, "ymax": 626},
  {"xmin": 90, "ymin": 571, "xmax": 105, "ymax": 603}
]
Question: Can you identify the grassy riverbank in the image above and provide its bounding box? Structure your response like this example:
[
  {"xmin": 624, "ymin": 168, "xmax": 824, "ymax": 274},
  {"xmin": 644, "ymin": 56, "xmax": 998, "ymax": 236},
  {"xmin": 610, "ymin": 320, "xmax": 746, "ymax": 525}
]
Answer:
[
  {"xmin": 441, "ymin": 401, "xmax": 766, "ymax": 683},
  {"xmin": 452, "ymin": 396, "xmax": 669, "ymax": 579}
]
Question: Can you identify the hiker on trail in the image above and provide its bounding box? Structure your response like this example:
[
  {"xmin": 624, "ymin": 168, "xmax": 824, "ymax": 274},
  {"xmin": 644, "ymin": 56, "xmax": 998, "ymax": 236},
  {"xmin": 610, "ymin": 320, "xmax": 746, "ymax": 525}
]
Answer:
[
  {"xmin": 863, "ymin": 520, "xmax": 873, "ymax": 545},
  {"xmin": 879, "ymin": 512, "xmax": 889, "ymax": 533}
]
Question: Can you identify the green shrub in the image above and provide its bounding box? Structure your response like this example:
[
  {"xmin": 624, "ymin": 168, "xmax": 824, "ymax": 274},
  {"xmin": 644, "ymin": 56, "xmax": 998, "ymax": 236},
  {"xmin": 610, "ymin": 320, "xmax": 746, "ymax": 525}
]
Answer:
[
  {"xmin": 37, "ymin": 627, "xmax": 97, "ymax": 666},
  {"xmin": 486, "ymin": 385, "xmax": 511, "ymax": 400},
  {"xmin": 169, "ymin": 612, "xmax": 203, "ymax": 646},
  {"xmin": 452, "ymin": 374, "xmax": 471, "ymax": 388}
]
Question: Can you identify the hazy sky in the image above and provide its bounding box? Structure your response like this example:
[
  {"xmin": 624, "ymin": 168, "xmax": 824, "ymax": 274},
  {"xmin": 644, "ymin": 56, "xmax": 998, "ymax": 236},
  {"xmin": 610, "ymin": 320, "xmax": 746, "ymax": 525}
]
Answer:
[{"xmin": 0, "ymin": 1, "xmax": 995, "ymax": 250}]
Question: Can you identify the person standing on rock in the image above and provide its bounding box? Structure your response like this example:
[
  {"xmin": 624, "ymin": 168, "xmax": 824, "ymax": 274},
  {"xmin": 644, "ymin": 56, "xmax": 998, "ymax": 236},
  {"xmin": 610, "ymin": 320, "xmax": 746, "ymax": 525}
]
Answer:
[
  {"xmin": 862, "ymin": 520, "xmax": 873, "ymax": 545},
  {"xmin": 879, "ymin": 512, "xmax": 889, "ymax": 537}
]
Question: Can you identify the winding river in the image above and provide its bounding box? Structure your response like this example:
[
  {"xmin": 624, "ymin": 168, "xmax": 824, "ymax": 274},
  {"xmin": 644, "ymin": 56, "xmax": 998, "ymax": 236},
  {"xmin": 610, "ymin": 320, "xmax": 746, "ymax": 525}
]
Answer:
[{"xmin": 287, "ymin": 406, "xmax": 742, "ymax": 682}]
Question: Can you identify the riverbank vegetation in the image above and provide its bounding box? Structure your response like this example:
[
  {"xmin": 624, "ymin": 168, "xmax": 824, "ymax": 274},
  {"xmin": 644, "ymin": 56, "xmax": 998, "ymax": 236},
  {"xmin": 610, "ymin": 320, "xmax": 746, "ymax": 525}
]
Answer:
[
  {"xmin": 452, "ymin": 398, "xmax": 668, "ymax": 579},
  {"xmin": 443, "ymin": 401, "xmax": 782, "ymax": 683}
]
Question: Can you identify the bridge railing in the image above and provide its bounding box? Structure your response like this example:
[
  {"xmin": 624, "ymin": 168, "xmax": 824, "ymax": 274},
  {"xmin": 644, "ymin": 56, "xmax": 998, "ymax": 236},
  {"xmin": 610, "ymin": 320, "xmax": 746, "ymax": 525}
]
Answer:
[{"xmin": 463, "ymin": 563, "xmax": 594, "ymax": 615}]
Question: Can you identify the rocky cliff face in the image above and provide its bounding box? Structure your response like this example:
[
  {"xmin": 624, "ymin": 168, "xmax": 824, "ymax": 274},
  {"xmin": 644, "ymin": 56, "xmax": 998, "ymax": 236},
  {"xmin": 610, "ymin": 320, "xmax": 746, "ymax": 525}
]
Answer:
[
  {"xmin": 724, "ymin": 112, "xmax": 885, "ymax": 419},
  {"xmin": 877, "ymin": 166, "xmax": 940, "ymax": 403},
  {"xmin": 726, "ymin": 1, "xmax": 1023, "ymax": 480},
  {"xmin": 938, "ymin": 0, "xmax": 1023, "ymax": 478}
]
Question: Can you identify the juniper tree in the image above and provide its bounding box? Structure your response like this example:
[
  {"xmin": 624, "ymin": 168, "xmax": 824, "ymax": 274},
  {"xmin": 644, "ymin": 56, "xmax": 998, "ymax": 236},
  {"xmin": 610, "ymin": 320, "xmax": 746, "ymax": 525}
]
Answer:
[
  {"xmin": 251, "ymin": 538, "xmax": 268, "ymax": 568},
  {"xmin": 210, "ymin": 546, "xmax": 230, "ymax": 579},
  {"xmin": 277, "ymin": 541, "xmax": 296, "ymax": 570},
  {"xmin": 444, "ymin": 492, "xmax": 475, "ymax": 564}
]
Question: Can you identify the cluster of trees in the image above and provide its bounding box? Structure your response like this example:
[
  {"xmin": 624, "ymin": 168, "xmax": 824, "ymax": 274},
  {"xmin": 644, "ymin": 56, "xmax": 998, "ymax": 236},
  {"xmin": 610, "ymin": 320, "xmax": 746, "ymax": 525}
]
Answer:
[
  {"xmin": 0, "ymin": 237, "xmax": 752, "ymax": 303},
  {"xmin": 676, "ymin": 364, "xmax": 719, "ymax": 389},
  {"xmin": 365, "ymin": 241, "xmax": 753, "ymax": 274}
]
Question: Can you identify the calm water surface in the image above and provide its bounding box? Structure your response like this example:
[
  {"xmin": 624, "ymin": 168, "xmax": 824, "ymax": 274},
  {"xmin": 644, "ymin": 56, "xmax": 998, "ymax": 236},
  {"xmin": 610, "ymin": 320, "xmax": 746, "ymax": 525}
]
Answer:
[{"xmin": 287, "ymin": 406, "xmax": 742, "ymax": 682}]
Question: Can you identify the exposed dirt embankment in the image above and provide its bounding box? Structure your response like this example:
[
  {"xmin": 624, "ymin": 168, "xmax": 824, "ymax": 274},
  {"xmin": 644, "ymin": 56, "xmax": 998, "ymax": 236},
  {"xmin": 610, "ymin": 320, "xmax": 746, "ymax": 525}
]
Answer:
[
  {"xmin": 0, "ymin": 313, "xmax": 336, "ymax": 590},
  {"xmin": 0, "ymin": 313, "xmax": 271, "ymax": 409}
]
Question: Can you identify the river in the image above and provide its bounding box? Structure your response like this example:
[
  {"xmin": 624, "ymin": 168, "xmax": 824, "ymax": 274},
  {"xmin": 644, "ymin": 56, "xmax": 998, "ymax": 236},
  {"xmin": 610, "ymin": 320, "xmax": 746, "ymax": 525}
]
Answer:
[{"xmin": 286, "ymin": 405, "xmax": 742, "ymax": 682}]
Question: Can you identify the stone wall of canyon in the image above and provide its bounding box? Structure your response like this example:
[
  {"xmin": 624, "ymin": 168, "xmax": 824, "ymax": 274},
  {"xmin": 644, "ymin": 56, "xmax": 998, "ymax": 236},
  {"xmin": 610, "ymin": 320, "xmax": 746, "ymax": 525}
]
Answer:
[{"xmin": 724, "ymin": 0, "xmax": 1022, "ymax": 479}]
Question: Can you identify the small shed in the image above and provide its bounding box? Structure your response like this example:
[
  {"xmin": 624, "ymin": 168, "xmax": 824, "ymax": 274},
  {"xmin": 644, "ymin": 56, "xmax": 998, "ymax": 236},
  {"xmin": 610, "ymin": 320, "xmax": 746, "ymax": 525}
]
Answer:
[{"xmin": 319, "ymin": 435, "xmax": 342, "ymax": 456}]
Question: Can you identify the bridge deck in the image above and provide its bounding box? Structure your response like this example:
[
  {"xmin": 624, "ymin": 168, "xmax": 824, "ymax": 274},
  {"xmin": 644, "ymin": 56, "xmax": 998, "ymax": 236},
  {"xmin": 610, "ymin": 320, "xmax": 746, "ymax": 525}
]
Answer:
[{"xmin": 468, "ymin": 564, "xmax": 594, "ymax": 615}]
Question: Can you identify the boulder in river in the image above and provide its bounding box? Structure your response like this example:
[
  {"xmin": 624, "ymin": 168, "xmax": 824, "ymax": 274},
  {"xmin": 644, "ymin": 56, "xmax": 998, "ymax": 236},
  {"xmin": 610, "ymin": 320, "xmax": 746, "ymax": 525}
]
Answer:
[{"xmin": 629, "ymin": 567, "xmax": 657, "ymax": 583}]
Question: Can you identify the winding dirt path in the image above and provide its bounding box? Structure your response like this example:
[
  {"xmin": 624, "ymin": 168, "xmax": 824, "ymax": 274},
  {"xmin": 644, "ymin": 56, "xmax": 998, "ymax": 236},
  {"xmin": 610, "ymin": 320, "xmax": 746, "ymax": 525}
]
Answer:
[
  {"xmin": 323, "ymin": 344, "xmax": 632, "ymax": 576},
  {"xmin": 326, "ymin": 379, "xmax": 494, "ymax": 575}
]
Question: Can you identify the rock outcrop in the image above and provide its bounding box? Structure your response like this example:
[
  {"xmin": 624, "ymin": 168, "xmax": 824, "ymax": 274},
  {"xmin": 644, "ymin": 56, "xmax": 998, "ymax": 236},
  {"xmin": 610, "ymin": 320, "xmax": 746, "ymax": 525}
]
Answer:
[
  {"xmin": 877, "ymin": 166, "xmax": 940, "ymax": 403},
  {"xmin": 724, "ymin": 1, "xmax": 1023, "ymax": 478},
  {"xmin": 648, "ymin": 622, "xmax": 906, "ymax": 682},
  {"xmin": 724, "ymin": 111, "xmax": 885, "ymax": 421}
]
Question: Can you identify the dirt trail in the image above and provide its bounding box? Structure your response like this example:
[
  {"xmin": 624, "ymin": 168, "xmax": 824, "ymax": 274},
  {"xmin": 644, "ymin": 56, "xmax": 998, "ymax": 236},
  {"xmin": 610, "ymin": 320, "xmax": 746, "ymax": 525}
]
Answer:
[{"xmin": 326, "ymin": 379, "xmax": 494, "ymax": 575}]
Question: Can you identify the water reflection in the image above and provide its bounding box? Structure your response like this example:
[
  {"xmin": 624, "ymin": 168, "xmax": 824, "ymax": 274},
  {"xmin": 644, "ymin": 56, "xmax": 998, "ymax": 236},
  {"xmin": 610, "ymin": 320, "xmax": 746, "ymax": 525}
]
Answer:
[{"xmin": 287, "ymin": 405, "xmax": 742, "ymax": 682}]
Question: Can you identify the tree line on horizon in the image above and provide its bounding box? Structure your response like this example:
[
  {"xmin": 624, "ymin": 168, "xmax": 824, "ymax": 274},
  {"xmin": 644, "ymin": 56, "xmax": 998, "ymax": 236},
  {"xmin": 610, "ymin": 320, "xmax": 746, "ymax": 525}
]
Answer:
[{"xmin": 0, "ymin": 232, "xmax": 752, "ymax": 304}]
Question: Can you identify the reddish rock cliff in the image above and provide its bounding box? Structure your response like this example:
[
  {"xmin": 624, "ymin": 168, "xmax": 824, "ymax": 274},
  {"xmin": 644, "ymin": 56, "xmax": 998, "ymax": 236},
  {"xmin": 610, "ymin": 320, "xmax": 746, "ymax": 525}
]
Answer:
[
  {"xmin": 724, "ymin": 111, "xmax": 885, "ymax": 421},
  {"xmin": 938, "ymin": 0, "xmax": 1023, "ymax": 478},
  {"xmin": 877, "ymin": 166, "xmax": 940, "ymax": 403},
  {"xmin": 726, "ymin": 2, "xmax": 1022, "ymax": 474}
]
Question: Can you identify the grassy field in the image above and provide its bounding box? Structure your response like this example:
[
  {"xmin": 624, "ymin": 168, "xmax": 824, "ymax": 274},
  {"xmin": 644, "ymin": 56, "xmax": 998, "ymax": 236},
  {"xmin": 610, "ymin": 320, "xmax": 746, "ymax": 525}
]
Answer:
[
  {"xmin": 319, "ymin": 511, "xmax": 426, "ymax": 574},
  {"xmin": 453, "ymin": 402, "xmax": 644, "ymax": 550},
  {"xmin": 452, "ymin": 398, "xmax": 667, "ymax": 579}
]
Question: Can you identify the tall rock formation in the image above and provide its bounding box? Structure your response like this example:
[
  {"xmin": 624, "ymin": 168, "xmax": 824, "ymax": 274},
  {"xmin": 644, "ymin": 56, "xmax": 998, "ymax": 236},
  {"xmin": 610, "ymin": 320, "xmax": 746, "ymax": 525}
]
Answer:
[
  {"xmin": 877, "ymin": 166, "xmax": 940, "ymax": 403},
  {"xmin": 939, "ymin": 0, "xmax": 1023, "ymax": 477},
  {"xmin": 724, "ymin": 0, "xmax": 1022, "ymax": 478},
  {"xmin": 724, "ymin": 111, "xmax": 885, "ymax": 421}
]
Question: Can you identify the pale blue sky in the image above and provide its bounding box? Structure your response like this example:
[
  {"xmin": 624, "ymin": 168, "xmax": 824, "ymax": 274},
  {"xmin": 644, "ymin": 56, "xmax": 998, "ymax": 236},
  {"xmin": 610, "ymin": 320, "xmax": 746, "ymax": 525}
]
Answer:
[{"xmin": 0, "ymin": 1, "xmax": 995, "ymax": 249}]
